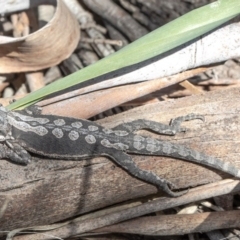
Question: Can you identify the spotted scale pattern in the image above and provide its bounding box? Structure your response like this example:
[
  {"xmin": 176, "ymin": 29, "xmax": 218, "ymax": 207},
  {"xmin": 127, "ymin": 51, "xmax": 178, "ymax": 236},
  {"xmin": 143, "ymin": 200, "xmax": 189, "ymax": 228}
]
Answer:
[
  {"xmin": 8, "ymin": 116, "xmax": 48, "ymax": 136},
  {"xmin": 52, "ymin": 128, "xmax": 64, "ymax": 138},
  {"xmin": 71, "ymin": 122, "xmax": 82, "ymax": 128},
  {"xmin": 68, "ymin": 131, "xmax": 79, "ymax": 141},
  {"xmin": 101, "ymin": 139, "xmax": 129, "ymax": 151},
  {"xmin": 85, "ymin": 135, "xmax": 96, "ymax": 144},
  {"xmin": 54, "ymin": 119, "xmax": 66, "ymax": 126},
  {"xmin": 88, "ymin": 125, "xmax": 98, "ymax": 131}
]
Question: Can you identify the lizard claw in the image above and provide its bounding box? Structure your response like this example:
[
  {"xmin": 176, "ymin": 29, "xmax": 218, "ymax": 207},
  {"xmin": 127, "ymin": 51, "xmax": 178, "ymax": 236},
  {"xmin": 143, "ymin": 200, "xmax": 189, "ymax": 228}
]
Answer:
[
  {"xmin": 161, "ymin": 180, "xmax": 189, "ymax": 197},
  {"xmin": 179, "ymin": 127, "xmax": 187, "ymax": 133}
]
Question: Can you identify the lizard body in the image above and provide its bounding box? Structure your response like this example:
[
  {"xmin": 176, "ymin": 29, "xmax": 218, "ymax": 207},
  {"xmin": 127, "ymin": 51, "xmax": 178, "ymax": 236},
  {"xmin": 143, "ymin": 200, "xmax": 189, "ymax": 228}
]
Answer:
[{"xmin": 0, "ymin": 106, "xmax": 239, "ymax": 197}]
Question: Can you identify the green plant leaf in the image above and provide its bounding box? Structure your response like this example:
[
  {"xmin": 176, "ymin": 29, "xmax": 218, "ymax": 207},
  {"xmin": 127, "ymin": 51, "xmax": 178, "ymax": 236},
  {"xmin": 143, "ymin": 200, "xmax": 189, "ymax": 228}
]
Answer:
[{"xmin": 8, "ymin": 0, "xmax": 240, "ymax": 110}]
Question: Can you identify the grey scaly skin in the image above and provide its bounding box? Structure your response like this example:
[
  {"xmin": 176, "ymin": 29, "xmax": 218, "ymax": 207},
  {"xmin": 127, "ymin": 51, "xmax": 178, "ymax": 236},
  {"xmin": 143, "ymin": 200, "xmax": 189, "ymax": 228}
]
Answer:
[{"xmin": 0, "ymin": 105, "xmax": 239, "ymax": 197}]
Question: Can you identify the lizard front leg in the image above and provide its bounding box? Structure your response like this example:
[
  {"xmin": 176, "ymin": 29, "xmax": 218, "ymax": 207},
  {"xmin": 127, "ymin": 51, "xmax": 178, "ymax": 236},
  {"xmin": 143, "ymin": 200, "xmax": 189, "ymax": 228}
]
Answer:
[
  {"xmin": 112, "ymin": 114, "xmax": 204, "ymax": 136},
  {"xmin": 5, "ymin": 140, "xmax": 31, "ymax": 165},
  {"xmin": 105, "ymin": 150, "xmax": 187, "ymax": 197}
]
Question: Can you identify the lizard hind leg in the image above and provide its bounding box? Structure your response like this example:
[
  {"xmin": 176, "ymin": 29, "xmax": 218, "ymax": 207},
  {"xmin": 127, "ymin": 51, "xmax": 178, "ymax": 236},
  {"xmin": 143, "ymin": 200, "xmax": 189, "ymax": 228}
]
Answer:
[
  {"xmin": 111, "ymin": 114, "xmax": 205, "ymax": 136},
  {"xmin": 170, "ymin": 113, "xmax": 205, "ymax": 133},
  {"xmin": 105, "ymin": 150, "xmax": 187, "ymax": 197}
]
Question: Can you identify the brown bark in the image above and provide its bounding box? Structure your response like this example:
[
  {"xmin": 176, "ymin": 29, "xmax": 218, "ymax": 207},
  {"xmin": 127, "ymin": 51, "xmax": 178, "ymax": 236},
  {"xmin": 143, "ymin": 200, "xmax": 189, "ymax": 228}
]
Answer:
[
  {"xmin": 1, "ymin": 87, "xmax": 240, "ymax": 231},
  {"xmin": 11, "ymin": 180, "xmax": 240, "ymax": 240},
  {"xmin": 94, "ymin": 210, "xmax": 240, "ymax": 236}
]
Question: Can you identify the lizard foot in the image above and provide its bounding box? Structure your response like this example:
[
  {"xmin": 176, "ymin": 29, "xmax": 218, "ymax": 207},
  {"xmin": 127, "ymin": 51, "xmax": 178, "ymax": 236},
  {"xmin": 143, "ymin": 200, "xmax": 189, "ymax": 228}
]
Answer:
[
  {"xmin": 6, "ymin": 141, "xmax": 31, "ymax": 165},
  {"xmin": 162, "ymin": 181, "xmax": 188, "ymax": 197},
  {"xmin": 170, "ymin": 113, "xmax": 205, "ymax": 133}
]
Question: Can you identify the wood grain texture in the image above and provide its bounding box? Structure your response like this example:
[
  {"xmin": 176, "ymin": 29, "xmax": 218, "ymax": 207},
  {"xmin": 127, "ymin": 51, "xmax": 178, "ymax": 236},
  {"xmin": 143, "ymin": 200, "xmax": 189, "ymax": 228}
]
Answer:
[
  {"xmin": 1, "ymin": 87, "xmax": 240, "ymax": 230},
  {"xmin": 94, "ymin": 210, "xmax": 240, "ymax": 235}
]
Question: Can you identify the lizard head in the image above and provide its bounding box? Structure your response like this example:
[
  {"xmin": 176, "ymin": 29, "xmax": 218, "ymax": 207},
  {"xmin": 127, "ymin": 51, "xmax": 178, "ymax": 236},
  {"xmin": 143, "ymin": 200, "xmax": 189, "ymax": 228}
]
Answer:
[{"xmin": 0, "ymin": 106, "xmax": 11, "ymax": 141}]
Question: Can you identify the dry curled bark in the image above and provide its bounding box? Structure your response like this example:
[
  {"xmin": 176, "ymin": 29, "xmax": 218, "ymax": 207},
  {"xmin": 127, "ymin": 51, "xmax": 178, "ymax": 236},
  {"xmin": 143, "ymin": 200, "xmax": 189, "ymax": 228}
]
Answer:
[
  {"xmin": 1, "ymin": 87, "xmax": 240, "ymax": 232},
  {"xmin": 0, "ymin": 0, "xmax": 80, "ymax": 73}
]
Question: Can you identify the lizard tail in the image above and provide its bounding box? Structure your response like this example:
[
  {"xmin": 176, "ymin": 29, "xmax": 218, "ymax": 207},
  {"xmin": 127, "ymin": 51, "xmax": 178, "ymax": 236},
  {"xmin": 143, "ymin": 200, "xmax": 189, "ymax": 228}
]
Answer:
[{"xmin": 129, "ymin": 140, "xmax": 240, "ymax": 178}]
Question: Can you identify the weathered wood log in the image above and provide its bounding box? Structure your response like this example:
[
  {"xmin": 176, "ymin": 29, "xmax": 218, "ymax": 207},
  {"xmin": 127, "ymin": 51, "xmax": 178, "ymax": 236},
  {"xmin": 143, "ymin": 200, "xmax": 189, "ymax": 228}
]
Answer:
[
  {"xmin": 94, "ymin": 210, "xmax": 240, "ymax": 236},
  {"xmin": 1, "ymin": 87, "xmax": 240, "ymax": 231}
]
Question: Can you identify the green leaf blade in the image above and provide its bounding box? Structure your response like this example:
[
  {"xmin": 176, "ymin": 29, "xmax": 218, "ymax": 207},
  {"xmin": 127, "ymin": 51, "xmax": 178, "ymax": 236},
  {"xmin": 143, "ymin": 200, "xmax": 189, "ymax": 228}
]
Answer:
[{"xmin": 8, "ymin": 0, "xmax": 240, "ymax": 110}]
